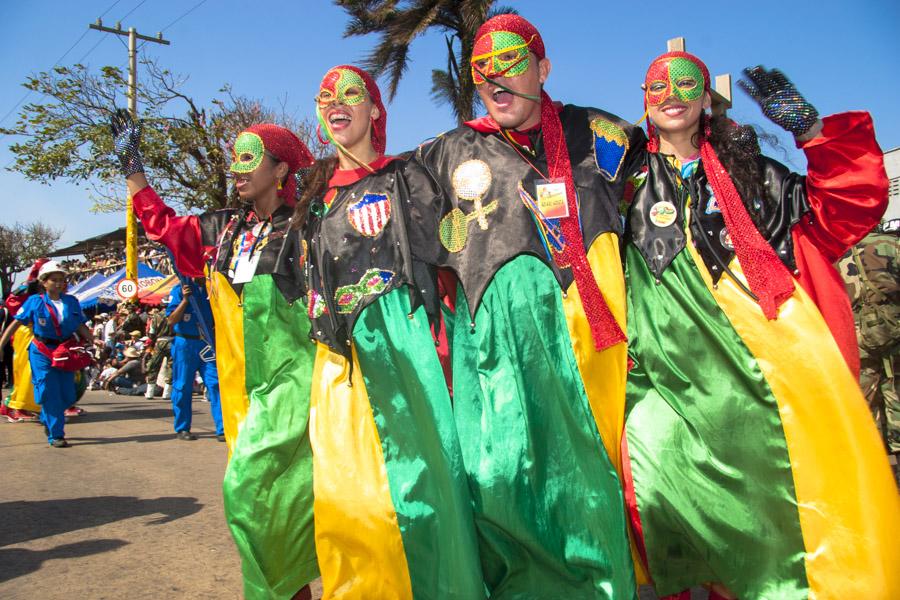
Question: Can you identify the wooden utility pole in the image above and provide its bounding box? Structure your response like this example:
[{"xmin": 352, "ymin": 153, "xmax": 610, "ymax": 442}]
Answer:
[
  {"xmin": 89, "ymin": 19, "xmax": 170, "ymax": 293},
  {"xmin": 667, "ymin": 37, "xmax": 732, "ymax": 116}
]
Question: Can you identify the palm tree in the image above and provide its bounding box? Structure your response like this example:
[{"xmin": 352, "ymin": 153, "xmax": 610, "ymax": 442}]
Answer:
[{"xmin": 335, "ymin": 0, "xmax": 516, "ymax": 123}]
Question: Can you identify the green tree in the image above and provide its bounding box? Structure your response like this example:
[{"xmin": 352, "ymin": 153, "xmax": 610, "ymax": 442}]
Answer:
[
  {"xmin": 336, "ymin": 0, "xmax": 516, "ymax": 123},
  {"xmin": 1, "ymin": 60, "xmax": 318, "ymax": 214},
  {"xmin": 0, "ymin": 222, "xmax": 62, "ymax": 297}
]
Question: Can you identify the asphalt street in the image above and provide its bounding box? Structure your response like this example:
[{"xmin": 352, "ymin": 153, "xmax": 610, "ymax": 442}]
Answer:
[{"xmin": 1, "ymin": 386, "xmax": 682, "ymax": 600}]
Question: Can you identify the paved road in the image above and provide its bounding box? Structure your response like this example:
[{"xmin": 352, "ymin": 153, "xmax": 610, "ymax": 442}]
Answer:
[
  {"xmin": 1, "ymin": 388, "xmax": 245, "ymax": 599},
  {"xmin": 1, "ymin": 387, "xmax": 686, "ymax": 600}
]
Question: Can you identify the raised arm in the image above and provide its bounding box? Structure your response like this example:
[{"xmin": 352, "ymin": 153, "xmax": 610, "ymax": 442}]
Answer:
[
  {"xmin": 110, "ymin": 109, "xmax": 207, "ymax": 277},
  {"xmin": 740, "ymin": 68, "xmax": 888, "ymax": 262}
]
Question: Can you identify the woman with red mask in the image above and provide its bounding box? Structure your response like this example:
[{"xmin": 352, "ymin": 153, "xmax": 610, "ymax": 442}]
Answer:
[
  {"xmin": 297, "ymin": 64, "xmax": 483, "ymax": 599},
  {"xmin": 621, "ymin": 51, "xmax": 899, "ymax": 598}
]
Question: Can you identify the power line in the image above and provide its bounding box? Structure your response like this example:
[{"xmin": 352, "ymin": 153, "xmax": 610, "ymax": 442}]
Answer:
[
  {"xmin": 0, "ymin": 0, "xmax": 130, "ymax": 130},
  {"xmin": 160, "ymin": 0, "xmax": 210, "ymax": 33}
]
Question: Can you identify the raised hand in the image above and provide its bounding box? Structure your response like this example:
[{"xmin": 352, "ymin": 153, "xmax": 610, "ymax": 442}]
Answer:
[
  {"xmin": 738, "ymin": 66, "xmax": 819, "ymax": 137},
  {"xmin": 109, "ymin": 108, "xmax": 145, "ymax": 177}
]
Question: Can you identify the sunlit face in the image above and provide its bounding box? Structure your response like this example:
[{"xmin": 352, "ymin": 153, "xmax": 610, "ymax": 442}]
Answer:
[
  {"xmin": 316, "ymin": 68, "xmax": 379, "ymax": 151},
  {"xmin": 473, "ymin": 39, "xmax": 548, "ymax": 131},
  {"xmin": 645, "ymin": 56, "xmax": 705, "ymax": 106},
  {"xmin": 471, "ymin": 30, "xmax": 533, "ymax": 84},
  {"xmin": 230, "ymin": 131, "xmax": 286, "ymax": 201},
  {"xmin": 645, "ymin": 56, "xmax": 709, "ymax": 139},
  {"xmin": 41, "ymin": 272, "xmax": 67, "ymax": 295}
]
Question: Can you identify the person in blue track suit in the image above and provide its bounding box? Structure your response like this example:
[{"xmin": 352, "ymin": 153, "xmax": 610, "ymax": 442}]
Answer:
[
  {"xmin": 0, "ymin": 261, "xmax": 94, "ymax": 448},
  {"xmin": 166, "ymin": 278, "xmax": 223, "ymax": 441}
]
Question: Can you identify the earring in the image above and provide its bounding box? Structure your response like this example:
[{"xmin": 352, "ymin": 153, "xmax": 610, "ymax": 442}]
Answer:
[{"xmin": 277, "ymin": 180, "xmax": 283, "ymax": 191}]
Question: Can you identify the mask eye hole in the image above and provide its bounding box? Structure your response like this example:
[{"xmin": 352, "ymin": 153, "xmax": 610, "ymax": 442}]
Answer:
[
  {"xmin": 676, "ymin": 77, "xmax": 698, "ymax": 91},
  {"xmin": 648, "ymin": 81, "xmax": 668, "ymax": 94},
  {"xmin": 316, "ymin": 91, "xmax": 334, "ymax": 105},
  {"xmin": 496, "ymin": 50, "xmax": 519, "ymax": 63},
  {"xmin": 343, "ymin": 86, "xmax": 362, "ymax": 100},
  {"xmin": 239, "ymin": 153, "xmax": 255, "ymax": 162},
  {"xmin": 473, "ymin": 58, "xmax": 490, "ymax": 71}
]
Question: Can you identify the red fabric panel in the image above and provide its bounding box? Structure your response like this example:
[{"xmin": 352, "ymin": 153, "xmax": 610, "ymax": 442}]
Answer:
[
  {"xmin": 796, "ymin": 111, "xmax": 888, "ymax": 263},
  {"xmin": 132, "ymin": 186, "xmax": 208, "ymax": 278},
  {"xmin": 789, "ymin": 111, "xmax": 888, "ymax": 378}
]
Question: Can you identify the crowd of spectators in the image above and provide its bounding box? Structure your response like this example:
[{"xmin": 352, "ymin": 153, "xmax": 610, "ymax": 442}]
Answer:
[{"xmin": 60, "ymin": 241, "xmax": 174, "ymax": 286}]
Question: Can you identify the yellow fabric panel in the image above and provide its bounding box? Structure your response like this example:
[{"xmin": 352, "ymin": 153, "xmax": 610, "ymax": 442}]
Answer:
[
  {"xmin": 685, "ymin": 226, "xmax": 900, "ymax": 599},
  {"xmin": 208, "ymin": 272, "xmax": 249, "ymax": 454},
  {"xmin": 309, "ymin": 342, "xmax": 412, "ymax": 600},
  {"xmin": 562, "ymin": 232, "xmax": 648, "ymax": 583},
  {"xmin": 562, "ymin": 232, "xmax": 628, "ymax": 469},
  {"xmin": 7, "ymin": 328, "xmax": 39, "ymax": 412}
]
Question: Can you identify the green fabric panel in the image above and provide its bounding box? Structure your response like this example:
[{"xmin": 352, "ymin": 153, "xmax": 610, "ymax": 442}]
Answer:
[
  {"xmin": 624, "ymin": 246, "xmax": 808, "ymax": 599},
  {"xmin": 222, "ymin": 275, "xmax": 319, "ymax": 600},
  {"xmin": 453, "ymin": 255, "xmax": 636, "ymax": 600},
  {"xmin": 354, "ymin": 288, "xmax": 486, "ymax": 599}
]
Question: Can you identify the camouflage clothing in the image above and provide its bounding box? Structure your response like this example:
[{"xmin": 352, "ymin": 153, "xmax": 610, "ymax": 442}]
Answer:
[
  {"xmin": 840, "ymin": 232, "xmax": 900, "ymax": 456},
  {"xmin": 144, "ymin": 311, "xmax": 173, "ymax": 386}
]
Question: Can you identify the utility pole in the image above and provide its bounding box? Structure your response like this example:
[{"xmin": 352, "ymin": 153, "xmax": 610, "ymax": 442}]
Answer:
[
  {"xmin": 667, "ymin": 37, "xmax": 732, "ymax": 116},
  {"xmin": 89, "ymin": 18, "xmax": 170, "ymax": 297}
]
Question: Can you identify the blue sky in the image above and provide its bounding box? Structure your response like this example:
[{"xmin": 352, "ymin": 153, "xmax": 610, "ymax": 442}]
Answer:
[{"xmin": 2, "ymin": 0, "xmax": 898, "ymax": 263}]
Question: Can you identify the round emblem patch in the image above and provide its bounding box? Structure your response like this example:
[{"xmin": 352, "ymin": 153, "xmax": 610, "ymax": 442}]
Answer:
[
  {"xmin": 649, "ymin": 201, "xmax": 677, "ymax": 228},
  {"xmin": 719, "ymin": 227, "xmax": 734, "ymax": 250}
]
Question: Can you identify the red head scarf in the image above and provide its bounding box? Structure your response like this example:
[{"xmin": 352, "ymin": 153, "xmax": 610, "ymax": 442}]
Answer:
[
  {"xmin": 318, "ymin": 65, "xmax": 387, "ymax": 156},
  {"xmin": 233, "ymin": 124, "xmax": 314, "ymax": 207},
  {"xmin": 644, "ymin": 51, "xmax": 794, "ymax": 319},
  {"xmin": 470, "ymin": 14, "xmax": 626, "ymax": 351},
  {"xmin": 27, "ymin": 258, "xmax": 50, "ymax": 282}
]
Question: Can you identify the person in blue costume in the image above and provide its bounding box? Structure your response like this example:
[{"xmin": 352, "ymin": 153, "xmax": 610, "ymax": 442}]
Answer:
[
  {"xmin": 166, "ymin": 278, "xmax": 223, "ymax": 441},
  {"xmin": 0, "ymin": 261, "xmax": 94, "ymax": 447}
]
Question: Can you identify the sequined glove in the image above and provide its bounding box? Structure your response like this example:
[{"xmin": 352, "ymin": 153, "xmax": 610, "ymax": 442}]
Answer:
[
  {"xmin": 109, "ymin": 108, "xmax": 145, "ymax": 177},
  {"xmin": 738, "ymin": 66, "xmax": 819, "ymax": 137}
]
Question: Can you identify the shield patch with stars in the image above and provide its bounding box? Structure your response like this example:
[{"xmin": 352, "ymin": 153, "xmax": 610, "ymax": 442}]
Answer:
[{"xmin": 347, "ymin": 192, "xmax": 391, "ymax": 237}]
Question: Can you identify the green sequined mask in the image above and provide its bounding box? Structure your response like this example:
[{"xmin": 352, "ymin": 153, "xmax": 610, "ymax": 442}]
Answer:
[{"xmin": 230, "ymin": 132, "xmax": 266, "ymax": 174}]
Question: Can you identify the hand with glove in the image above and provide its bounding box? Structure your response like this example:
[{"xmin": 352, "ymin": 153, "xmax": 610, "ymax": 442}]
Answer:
[
  {"xmin": 739, "ymin": 66, "xmax": 822, "ymax": 140},
  {"xmin": 109, "ymin": 108, "xmax": 146, "ymax": 177}
]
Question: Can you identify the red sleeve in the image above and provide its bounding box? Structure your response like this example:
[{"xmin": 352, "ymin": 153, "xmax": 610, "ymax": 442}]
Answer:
[
  {"xmin": 795, "ymin": 111, "xmax": 888, "ymax": 263},
  {"xmin": 4, "ymin": 293, "xmax": 26, "ymax": 317},
  {"xmin": 132, "ymin": 186, "xmax": 208, "ymax": 278},
  {"xmin": 789, "ymin": 111, "xmax": 887, "ymax": 378}
]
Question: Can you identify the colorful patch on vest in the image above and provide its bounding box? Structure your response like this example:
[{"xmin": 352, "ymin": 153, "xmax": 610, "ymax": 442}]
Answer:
[
  {"xmin": 440, "ymin": 160, "xmax": 499, "ymax": 252},
  {"xmin": 308, "ymin": 289, "xmax": 327, "ymax": 319},
  {"xmin": 347, "ymin": 192, "xmax": 391, "ymax": 237},
  {"xmin": 334, "ymin": 269, "xmax": 395, "ymax": 314},
  {"xmin": 590, "ymin": 118, "xmax": 628, "ymax": 181},
  {"xmin": 705, "ymin": 185, "xmax": 721, "ymax": 214}
]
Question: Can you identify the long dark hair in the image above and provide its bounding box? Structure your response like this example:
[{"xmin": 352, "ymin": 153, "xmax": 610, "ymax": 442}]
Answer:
[
  {"xmin": 703, "ymin": 113, "xmax": 769, "ymax": 232},
  {"xmin": 293, "ymin": 156, "xmax": 339, "ymax": 228}
]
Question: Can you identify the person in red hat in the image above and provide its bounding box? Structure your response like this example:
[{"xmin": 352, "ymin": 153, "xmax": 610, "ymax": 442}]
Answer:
[
  {"xmin": 110, "ymin": 111, "xmax": 317, "ymax": 600},
  {"xmin": 407, "ymin": 13, "xmax": 644, "ymax": 598},
  {"xmin": 620, "ymin": 51, "xmax": 898, "ymax": 599},
  {"xmin": 295, "ymin": 64, "xmax": 483, "ymax": 598}
]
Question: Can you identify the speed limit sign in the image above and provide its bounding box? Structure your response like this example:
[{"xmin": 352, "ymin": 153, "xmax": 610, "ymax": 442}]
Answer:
[{"xmin": 116, "ymin": 278, "xmax": 139, "ymax": 300}]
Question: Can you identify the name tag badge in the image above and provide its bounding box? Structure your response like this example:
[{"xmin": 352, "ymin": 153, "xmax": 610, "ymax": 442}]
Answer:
[
  {"xmin": 232, "ymin": 251, "xmax": 260, "ymax": 284},
  {"xmin": 535, "ymin": 178, "xmax": 569, "ymax": 219}
]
